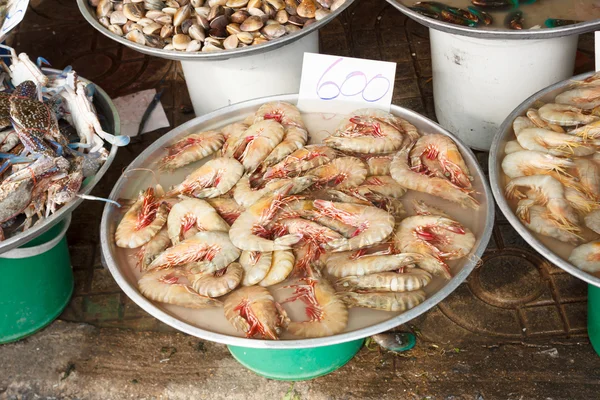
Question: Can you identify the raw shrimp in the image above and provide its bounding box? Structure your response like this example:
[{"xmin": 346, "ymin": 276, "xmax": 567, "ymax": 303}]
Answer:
[
  {"xmin": 230, "ymin": 120, "xmax": 285, "ymax": 172},
  {"xmin": 513, "ymin": 116, "xmax": 535, "ymax": 136},
  {"xmin": 136, "ymin": 227, "xmax": 171, "ymax": 271},
  {"xmin": 357, "ymin": 175, "xmax": 407, "ymax": 198},
  {"xmin": 240, "ymin": 251, "xmax": 273, "ymax": 286},
  {"xmin": 223, "ymin": 286, "xmax": 289, "ymax": 339},
  {"xmin": 565, "ymin": 187, "xmax": 597, "ymax": 214},
  {"xmin": 115, "ymin": 186, "xmax": 169, "ymax": 249},
  {"xmin": 569, "ymin": 121, "xmax": 600, "ymax": 140},
  {"xmin": 352, "ymin": 108, "xmax": 420, "ymax": 147},
  {"xmin": 278, "ymin": 199, "xmax": 358, "ymax": 239},
  {"xmin": 390, "ymin": 147, "xmax": 479, "ymax": 209},
  {"xmin": 538, "ymin": 103, "xmax": 600, "ymax": 126},
  {"xmin": 233, "ymin": 174, "xmax": 314, "ymax": 208},
  {"xmin": 259, "ymin": 126, "xmax": 308, "ymax": 169},
  {"xmin": 555, "ymin": 86, "xmax": 600, "ymax": 110},
  {"xmin": 516, "ymin": 128, "xmax": 597, "ymax": 157},
  {"xmin": 526, "ymin": 108, "xmax": 565, "ymax": 133},
  {"xmin": 501, "ymin": 151, "xmax": 577, "ymax": 181},
  {"xmin": 505, "ymin": 175, "xmax": 579, "ymax": 228},
  {"xmin": 366, "ymin": 155, "xmax": 393, "ymax": 176},
  {"xmin": 521, "ymin": 205, "xmax": 581, "ymax": 244},
  {"xmin": 340, "ymin": 290, "xmax": 426, "ymax": 312},
  {"xmin": 206, "ymin": 197, "xmax": 245, "ymax": 225},
  {"xmin": 167, "ymin": 198, "xmax": 230, "ymax": 244},
  {"xmin": 336, "ymin": 269, "xmax": 432, "ymax": 292},
  {"xmin": 574, "ymin": 159, "xmax": 600, "ymax": 199},
  {"xmin": 412, "ymin": 199, "xmax": 451, "ymax": 218},
  {"xmin": 410, "ymin": 134, "xmax": 472, "ymax": 189},
  {"xmin": 192, "ymin": 263, "xmax": 243, "ymax": 297},
  {"xmin": 220, "ymin": 122, "xmax": 249, "ymax": 157},
  {"xmin": 324, "ymin": 252, "xmax": 422, "ymax": 278},
  {"xmin": 138, "ymin": 269, "xmax": 222, "ymax": 309},
  {"xmin": 253, "ymin": 101, "xmax": 305, "ymax": 128},
  {"xmin": 313, "ymin": 200, "xmax": 395, "ymax": 252},
  {"xmin": 147, "ymin": 231, "xmax": 241, "ymax": 273},
  {"xmin": 568, "ymin": 241, "xmax": 600, "ymax": 272},
  {"xmin": 259, "ymin": 250, "xmax": 295, "ymax": 287},
  {"xmin": 167, "ymin": 157, "xmax": 244, "ymax": 199},
  {"xmin": 159, "ymin": 130, "xmax": 224, "ymax": 171},
  {"xmin": 306, "ymin": 157, "xmax": 367, "ymax": 190},
  {"xmin": 504, "ymin": 140, "xmax": 526, "ymax": 154},
  {"xmin": 262, "ymin": 144, "xmax": 338, "ymax": 180},
  {"xmin": 285, "ymin": 277, "xmax": 348, "ymax": 338},
  {"xmin": 324, "ymin": 114, "xmax": 404, "ymax": 154},
  {"xmin": 229, "ymin": 183, "xmax": 302, "ymax": 251},
  {"xmin": 585, "ymin": 210, "xmax": 600, "ymax": 234}
]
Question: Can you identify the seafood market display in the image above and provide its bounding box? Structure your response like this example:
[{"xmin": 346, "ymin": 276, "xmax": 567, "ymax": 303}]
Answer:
[
  {"xmin": 500, "ymin": 72, "xmax": 600, "ymax": 277},
  {"xmin": 89, "ymin": 0, "xmax": 347, "ymax": 53},
  {"xmin": 0, "ymin": 47, "xmax": 127, "ymax": 242},
  {"xmin": 112, "ymin": 101, "xmax": 485, "ymax": 340},
  {"xmin": 405, "ymin": 1, "xmax": 600, "ymax": 30}
]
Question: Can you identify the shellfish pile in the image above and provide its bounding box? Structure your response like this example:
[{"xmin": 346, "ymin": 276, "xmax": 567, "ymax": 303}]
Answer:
[{"xmin": 114, "ymin": 101, "xmax": 481, "ymax": 339}]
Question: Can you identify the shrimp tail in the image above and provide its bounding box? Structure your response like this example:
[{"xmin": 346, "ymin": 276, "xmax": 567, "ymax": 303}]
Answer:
[{"xmin": 273, "ymin": 233, "xmax": 303, "ymax": 250}]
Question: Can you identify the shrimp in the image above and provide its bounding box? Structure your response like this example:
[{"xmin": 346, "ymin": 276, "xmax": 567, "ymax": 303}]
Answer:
[
  {"xmin": 115, "ymin": 185, "xmax": 169, "ymax": 249},
  {"xmin": 136, "ymin": 227, "xmax": 171, "ymax": 271},
  {"xmin": 233, "ymin": 174, "xmax": 314, "ymax": 208},
  {"xmin": 352, "ymin": 108, "xmax": 420, "ymax": 147},
  {"xmin": 327, "ymin": 188, "xmax": 406, "ymax": 216},
  {"xmin": 568, "ymin": 241, "xmax": 600, "ymax": 272},
  {"xmin": 410, "ymin": 134, "xmax": 473, "ymax": 189},
  {"xmin": 230, "ymin": 120, "xmax": 285, "ymax": 172},
  {"xmin": 366, "ymin": 155, "xmax": 393, "ymax": 176},
  {"xmin": 228, "ymin": 183, "xmax": 302, "ymax": 252},
  {"xmin": 307, "ymin": 157, "xmax": 368, "ymax": 190},
  {"xmin": 324, "ymin": 114, "xmax": 404, "ymax": 154},
  {"xmin": 501, "ymin": 151, "xmax": 577, "ymax": 182},
  {"xmin": 506, "ymin": 175, "xmax": 579, "ymax": 228},
  {"xmin": 278, "ymin": 199, "xmax": 358, "ymax": 239},
  {"xmin": 253, "ymin": 101, "xmax": 306, "ymax": 128},
  {"xmin": 585, "ymin": 210, "xmax": 600, "ymax": 234},
  {"xmin": 220, "ymin": 122, "xmax": 249, "ymax": 158},
  {"xmin": 324, "ymin": 252, "xmax": 421, "ymax": 278},
  {"xmin": 192, "ymin": 263, "xmax": 243, "ymax": 297},
  {"xmin": 285, "ymin": 277, "xmax": 348, "ymax": 338},
  {"xmin": 224, "ymin": 286, "xmax": 289, "ymax": 339},
  {"xmin": 555, "ymin": 86, "xmax": 600, "ymax": 110},
  {"xmin": 138, "ymin": 269, "xmax": 222, "ymax": 309},
  {"xmin": 356, "ymin": 175, "xmax": 407, "ymax": 199},
  {"xmin": 504, "ymin": 140, "xmax": 526, "ymax": 154},
  {"xmin": 521, "ymin": 204, "xmax": 581, "ymax": 244},
  {"xmin": 259, "ymin": 126, "xmax": 308, "ymax": 169},
  {"xmin": 167, "ymin": 198, "xmax": 229, "ymax": 244},
  {"xmin": 259, "ymin": 250, "xmax": 295, "ymax": 287},
  {"xmin": 262, "ymin": 144, "xmax": 338, "ymax": 180},
  {"xmin": 538, "ymin": 103, "xmax": 600, "ymax": 126},
  {"xmin": 206, "ymin": 197, "xmax": 245, "ymax": 225},
  {"xmin": 516, "ymin": 128, "xmax": 597, "ymax": 157},
  {"xmin": 574, "ymin": 159, "xmax": 600, "ymax": 199},
  {"xmin": 513, "ymin": 116, "xmax": 535, "ymax": 136},
  {"xmin": 313, "ymin": 200, "xmax": 395, "ymax": 252},
  {"xmin": 336, "ymin": 269, "xmax": 432, "ymax": 293},
  {"xmin": 167, "ymin": 157, "xmax": 244, "ymax": 199},
  {"xmin": 390, "ymin": 147, "xmax": 479, "ymax": 209},
  {"xmin": 147, "ymin": 231, "xmax": 241, "ymax": 273},
  {"xmin": 569, "ymin": 120, "xmax": 600, "ymax": 140},
  {"xmin": 565, "ymin": 187, "xmax": 598, "ymax": 214},
  {"xmin": 526, "ymin": 108, "xmax": 565, "ymax": 133},
  {"xmin": 412, "ymin": 199, "xmax": 451, "ymax": 218},
  {"xmin": 159, "ymin": 130, "xmax": 224, "ymax": 171},
  {"xmin": 240, "ymin": 251, "xmax": 273, "ymax": 286},
  {"xmin": 339, "ymin": 290, "xmax": 426, "ymax": 312}
]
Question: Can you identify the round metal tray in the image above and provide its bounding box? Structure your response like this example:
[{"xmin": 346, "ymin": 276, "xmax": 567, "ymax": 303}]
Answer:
[
  {"xmin": 77, "ymin": 0, "xmax": 356, "ymax": 61},
  {"xmin": 489, "ymin": 71, "xmax": 600, "ymax": 288},
  {"xmin": 100, "ymin": 93, "xmax": 494, "ymax": 349},
  {"xmin": 384, "ymin": 0, "xmax": 600, "ymax": 40},
  {"xmin": 0, "ymin": 69, "xmax": 120, "ymax": 255}
]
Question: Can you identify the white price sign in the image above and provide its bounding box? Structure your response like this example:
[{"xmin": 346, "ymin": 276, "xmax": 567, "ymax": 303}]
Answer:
[
  {"xmin": 297, "ymin": 53, "xmax": 396, "ymax": 115},
  {"xmin": 0, "ymin": 0, "xmax": 29, "ymax": 40}
]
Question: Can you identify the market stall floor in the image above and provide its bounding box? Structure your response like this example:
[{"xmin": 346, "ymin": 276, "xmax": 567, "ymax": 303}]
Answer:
[{"xmin": 2, "ymin": 0, "xmax": 600, "ymax": 398}]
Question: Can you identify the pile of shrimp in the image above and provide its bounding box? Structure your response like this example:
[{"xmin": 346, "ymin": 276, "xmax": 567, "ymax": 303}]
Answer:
[
  {"xmin": 502, "ymin": 72, "xmax": 600, "ymax": 276},
  {"xmin": 114, "ymin": 102, "xmax": 480, "ymax": 340}
]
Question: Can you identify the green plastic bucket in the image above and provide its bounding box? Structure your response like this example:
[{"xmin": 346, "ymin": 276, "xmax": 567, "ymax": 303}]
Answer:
[
  {"xmin": 228, "ymin": 339, "xmax": 364, "ymax": 380},
  {"xmin": 589, "ymin": 284, "xmax": 600, "ymax": 356},
  {"xmin": 0, "ymin": 216, "xmax": 73, "ymax": 344}
]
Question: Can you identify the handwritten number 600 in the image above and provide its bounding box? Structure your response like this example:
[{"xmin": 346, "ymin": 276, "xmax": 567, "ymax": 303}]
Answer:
[{"xmin": 316, "ymin": 58, "xmax": 390, "ymax": 103}]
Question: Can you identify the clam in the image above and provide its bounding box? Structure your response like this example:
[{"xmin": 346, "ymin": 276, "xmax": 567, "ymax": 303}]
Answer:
[
  {"xmin": 164, "ymin": 43, "xmax": 175, "ymax": 50},
  {"xmin": 284, "ymin": 24, "xmax": 300, "ymax": 33},
  {"xmin": 114, "ymin": 2, "xmax": 124, "ymax": 11},
  {"xmin": 223, "ymin": 34, "xmax": 239, "ymax": 49},
  {"xmin": 189, "ymin": 23, "xmax": 206, "ymax": 41},
  {"xmin": 143, "ymin": 22, "xmax": 163, "ymax": 34},
  {"xmin": 208, "ymin": 4, "xmax": 224, "ymax": 20},
  {"xmin": 162, "ymin": 6, "xmax": 178, "ymax": 14},
  {"xmin": 178, "ymin": 0, "xmax": 191, "ymax": 5},
  {"xmin": 123, "ymin": 3, "xmax": 145, "ymax": 21},
  {"xmin": 99, "ymin": 16, "xmax": 111, "ymax": 28},
  {"xmin": 125, "ymin": 30, "xmax": 146, "ymax": 44},
  {"xmin": 226, "ymin": 0, "xmax": 248, "ymax": 7},
  {"xmin": 160, "ymin": 23, "xmax": 175, "ymax": 38},
  {"xmin": 186, "ymin": 39, "xmax": 202, "ymax": 51},
  {"xmin": 96, "ymin": 0, "xmax": 113, "ymax": 17},
  {"xmin": 137, "ymin": 17, "xmax": 155, "ymax": 26},
  {"xmin": 190, "ymin": 0, "xmax": 204, "ymax": 6},
  {"xmin": 275, "ymin": 9, "xmax": 288, "ymax": 24},
  {"xmin": 123, "ymin": 21, "xmax": 144, "ymax": 33},
  {"xmin": 202, "ymin": 42, "xmax": 224, "ymax": 52},
  {"xmin": 110, "ymin": 10, "xmax": 128, "ymax": 25},
  {"xmin": 288, "ymin": 14, "xmax": 305, "ymax": 26},
  {"xmin": 262, "ymin": 3, "xmax": 275, "ymax": 18},
  {"xmin": 173, "ymin": 33, "xmax": 192, "ymax": 49},
  {"xmin": 284, "ymin": 0, "xmax": 297, "ymax": 15},
  {"xmin": 296, "ymin": 0, "xmax": 315, "ymax": 18},
  {"xmin": 195, "ymin": 6, "xmax": 210, "ymax": 18},
  {"xmin": 145, "ymin": 10, "xmax": 166, "ymax": 20},
  {"xmin": 181, "ymin": 18, "xmax": 194, "ymax": 33},
  {"xmin": 155, "ymin": 13, "xmax": 173, "ymax": 24},
  {"xmin": 330, "ymin": 0, "xmax": 344, "ymax": 12},
  {"xmin": 230, "ymin": 9, "xmax": 249, "ymax": 23},
  {"xmin": 303, "ymin": 18, "xmax": 316, "ymax": 27},
  {"xmin": 165, "ymin": 0, "xmax": 181, "ymax": 7},
  {"xmin": 226, "ymin": 22, "xmax": 242, "ymax": 35},
  {"xmin": 209, "ymin": 0, "xmax": 228, "ymax": 6},
  {"xmin": 144, "ymin": 0, "xmax": 166, "ymax": 9},
  {"xmin": 316, "ymin": 0, "xmax": 332, "ymax": 7},
  {"xmin": 132, "ymin": 0, "xmax": 144, "ymax": 2},
  {"xmin": 108, "ymin": 24, "xmax": 125, "ymax": 36},
  {"xmin": 145, "ymin": 34, "xmax": 166, "ymax": 48},
  {"xmin": 252, "ymin": 36, "xmax": 268, "ymax": 45},
  {"xmin": 265, "ymin": 0, "xmax": 285, "ymax": 10},
  {"xmin": 237, "ymin": 31, "xmax": 253, "ymax": 44},
  {"xmin": 173, "ymin": 4, "xmax": 191, "ymax": 26},
  {"xmin": 314, "ymin": 8, "xmax": 329, "ymax": 20},
  {"xmin": 247, "ymin": 7, "xmax": 265, "ymax": 16},
  {"xmin": 240, "ymin": 15, "xmax": 263, "ymax": 31},
  {"xmin": 262, "ymin": 22, "xmax": 285, "ymax": 38},
  {"xmin": 197, "ymin": 14, "xmax": 210, "ymax": 29},
  {"xmin": 248, "ymin": 0, "xmax": 262, "ymax": 8}
]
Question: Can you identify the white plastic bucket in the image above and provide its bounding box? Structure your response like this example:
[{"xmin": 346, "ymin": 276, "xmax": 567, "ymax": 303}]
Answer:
[
  {"xmin": 430, "ymin": 29, "xmax": 579, "ymax": 151},
  {"xmin": 181, "ymin": 31, "xmax": 319, "ymax": 116}
]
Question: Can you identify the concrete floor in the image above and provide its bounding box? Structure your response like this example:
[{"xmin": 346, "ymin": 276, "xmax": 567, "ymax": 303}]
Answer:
[{"xmin": 1, "ymin": 0, "xmax": 600, "ymax": 399}]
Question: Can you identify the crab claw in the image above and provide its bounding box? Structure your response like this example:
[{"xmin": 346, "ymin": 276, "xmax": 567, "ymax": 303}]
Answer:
[
  {"xmin": 59, "ymin": 65, "xmax": 73, "ymax": 78},
  {"xmin": 36, "ymin": 57, "xmax": 51, "ymax": 69}
]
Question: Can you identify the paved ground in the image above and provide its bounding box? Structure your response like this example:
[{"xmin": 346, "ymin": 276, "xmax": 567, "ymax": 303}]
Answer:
[{"xmin": 2, "ymin": 0, "xmax": 600, "ymax": 399}]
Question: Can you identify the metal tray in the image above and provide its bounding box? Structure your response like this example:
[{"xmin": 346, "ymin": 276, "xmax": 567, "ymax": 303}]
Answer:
[
  {"xmin": 489, "ymin": 71, "xmax": 600, "ymax": 288},
  {"xmin": 0, "ymin": 69, "xmax": 120, "ymax": 255},
  {"xmin": 100, "ymin": 94, "xmax": 494, "ymax": 349},
  {"xmin": 384, "ymin": 0, "xmax": 600, "ymax": 40},
  {"xmin": 77, "ymin": 0, "xmax": 356, "ymax": 61}
]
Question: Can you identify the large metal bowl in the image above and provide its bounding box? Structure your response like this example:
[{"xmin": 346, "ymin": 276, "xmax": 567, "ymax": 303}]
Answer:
[
  {"xmin": 0, "ymin": 69, "xmax": 120, "ymax": 255},
  {"xmin": 77, "ymin": 0, "xmax": 355, "ymax": 61},
  {"xmin": 385, "ymin": 0, "xmax": 600, "ymax": 40},
  {"xmin": 100, "ymin": 94, "xmax": 494, "ymax": 349},
  {"xmin": 490, "ymin": 71, "xmax": 600, "ymax": 288}
]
